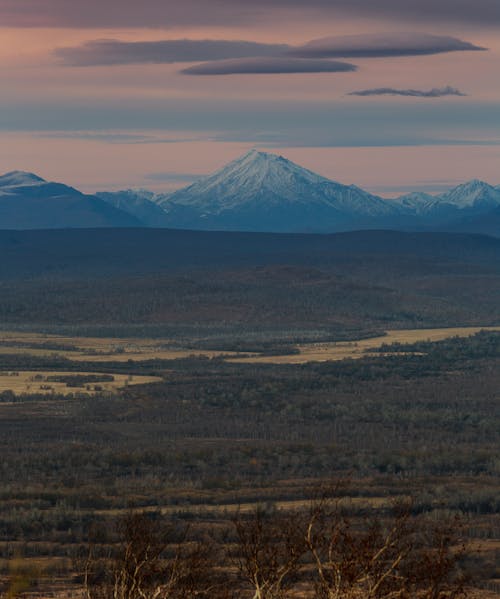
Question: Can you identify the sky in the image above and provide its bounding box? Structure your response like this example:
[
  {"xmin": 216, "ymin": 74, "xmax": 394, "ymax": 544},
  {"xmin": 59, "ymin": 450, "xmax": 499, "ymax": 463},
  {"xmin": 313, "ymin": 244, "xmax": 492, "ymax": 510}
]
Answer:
[{"xmin": 1, "ymin": 0, "xmax": 499, "ymax": 196}]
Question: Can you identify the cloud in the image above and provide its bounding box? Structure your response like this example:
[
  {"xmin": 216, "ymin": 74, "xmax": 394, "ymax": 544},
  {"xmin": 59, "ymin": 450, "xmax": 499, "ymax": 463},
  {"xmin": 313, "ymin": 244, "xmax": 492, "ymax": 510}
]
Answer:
[
  {"xmin": 1, "ymin": 0, "xmax": 500, "ymax": 28},
  {"xmin": 2, "ymin": 98, "xmax": 499, "ymax": 149},
  {"xmin": 55, "ymin": 39, "xmax": 289, "ymax": 66},
  {"xmin": 55, "ymin": 33, "xmax": 484, "ymax": 68},
  {"xmin": 35, "ymin": 131, "xmax": 201, "ymax": 144},
  {"xmin": 293, "ymin": 33, "xmax": 486, "ymax": 58},
  {"xmin": 348, "ymin": 86, "xmax": 467, "ymax": 98},
  {"xmin": 181, "ymin": 57, "xmax": 357, "ymax": 75}
]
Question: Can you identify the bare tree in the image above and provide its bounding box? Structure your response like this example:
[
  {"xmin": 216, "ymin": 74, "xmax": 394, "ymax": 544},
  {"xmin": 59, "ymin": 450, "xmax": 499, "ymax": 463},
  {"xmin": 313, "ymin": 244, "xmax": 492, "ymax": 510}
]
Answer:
[
  {"xmin": 82, "ymin": 512, "xmax": 220, "ymax": 599},
  {"xmin": 301, "ymin": 492, "xmax": 469, "ymax": 599},
  {"xmin": 232, "ymin": 506, "xmax": 307, "ymax": 599},
  {"xmin": 80, "ymin": 493, "xmax": 470, "ymax": 599},
  {"xmin": 401, "ymin": 515, "xmax": 469, "ymax": 599}
]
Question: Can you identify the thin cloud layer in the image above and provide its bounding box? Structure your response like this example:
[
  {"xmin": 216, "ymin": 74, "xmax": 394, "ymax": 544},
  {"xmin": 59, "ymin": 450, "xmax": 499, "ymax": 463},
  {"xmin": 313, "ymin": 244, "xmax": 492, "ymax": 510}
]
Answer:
[
  {"xmin": 1, "ymin": 0, "xmax": 500, "ymax": 27},
  {"xmin": 56, "ymin": 39, "xmax": 289, "ymax": 66},
  {"xmin": 349, "ymin": 86, "xmax": 467, "ymax": 98},
  {"xmin": 181, "ymin": 57, "xmax": 357, "ymax": 75},
  {"xmin": 293, "ymin": 33, "xmax": 486, "ymax": 58}
]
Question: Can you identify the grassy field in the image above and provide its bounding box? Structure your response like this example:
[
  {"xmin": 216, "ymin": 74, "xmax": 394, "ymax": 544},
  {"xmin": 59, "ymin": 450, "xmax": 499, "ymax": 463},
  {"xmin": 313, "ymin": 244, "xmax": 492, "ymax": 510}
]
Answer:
[
  {"xmin": 230, "ymin": 326, "xmax": 500, "ymax": 364},
  {"xmin": 1, "ymin": 329, "xmax": 500, "ymax": 597},
  {"xmin": 0, "ymin": 370, "xmax": 161, "ymax": 395},
  {"xmin": 0, "ymin": 331, "xmax": 242, "ymax": 362},
  {"xmin": 1, "ymin": 326, "xmax": 500, "ymax": 367}
]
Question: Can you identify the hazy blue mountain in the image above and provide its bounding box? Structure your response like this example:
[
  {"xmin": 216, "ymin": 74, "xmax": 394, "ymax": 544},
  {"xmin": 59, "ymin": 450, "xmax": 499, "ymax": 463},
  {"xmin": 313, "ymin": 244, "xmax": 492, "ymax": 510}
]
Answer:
[
  {"xmin": 157, "ymin": 150, "xmax": 399, "ymax": 232},
  {"xmin": 391, "ymin": 191, "xmax": 439, "ymax": 215},
  {"xmin": 390, "ymin": 181, "xmax": 500, "ymax": 236},
  {"xmin": 438, "ymin": 180, "xmax": 500, "ymax": 210},
  {"xmin": 2, "ymin": 162, "xmax": 500, "ymax": 235},
  {"xmin": 0, "ymin": 171, "xmax": 142, "ymax": 229},
  {"xmin": 393, "ymin": 181, "xmax": 500, "ymax": 215},
  {"xmin": 96, "ymin": 189, "xmax": 171, "ymax": 226},
  {"xmin": 440, "ymin": 206, "xmax": 500, "ymax": 237}
]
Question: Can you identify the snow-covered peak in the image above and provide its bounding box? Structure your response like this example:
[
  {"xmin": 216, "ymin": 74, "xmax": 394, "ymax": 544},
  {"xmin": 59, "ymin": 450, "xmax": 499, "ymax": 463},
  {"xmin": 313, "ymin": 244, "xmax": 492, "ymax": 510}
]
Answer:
[
  {"xmin": 160, "ymin": 150, "xmax": 343, "ymax": 211},
  {"xmin": 439, "ymin": 180, "xmax": 500, "ymax": 209},
  {"xmin": 0, "ymin": 170, "xmax": 46, "ymax": 187},
  {"xmin": 98, "ymin": 188, "xmax": 156, "ymax": 201},
  {"xmin": 397, "ymin": 191, "xmax": 437, "ymax": 202},
  {"xmin": 204, "ymin": 149, "xmax": 333, "ymax": 191},
  {"xmin": 392, "ymin": 191, "xmax": 438, "ymax": 211},
  {"xmin": 158, "ymin": 149, "xmax": 395, "ymax": 224}
]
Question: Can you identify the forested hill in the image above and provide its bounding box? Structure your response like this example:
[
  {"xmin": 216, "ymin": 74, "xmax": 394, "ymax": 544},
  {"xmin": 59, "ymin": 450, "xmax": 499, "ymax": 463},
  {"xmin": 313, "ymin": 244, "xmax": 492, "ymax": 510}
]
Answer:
[
  {"xmin": 1, "ymin": 228, "xmax": 500, "ymax": 280},
  {"xmin": 1, "ymin": 228, "xmax": 499, "ymax": 330}
]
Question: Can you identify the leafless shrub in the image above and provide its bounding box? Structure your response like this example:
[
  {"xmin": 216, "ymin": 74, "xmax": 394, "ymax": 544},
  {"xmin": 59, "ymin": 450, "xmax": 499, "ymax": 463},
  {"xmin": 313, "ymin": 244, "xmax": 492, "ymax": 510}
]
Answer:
[
  {"xmin": 300, "ymin": 491, "xmax": 469, "ymax": 599},
  {"xmin": 231, "ymin": 506, "xmax": 307, "ymax": 599},
  {"xmin": 81, "ymin": 512, "xmax": 220, "ymax": 599},
  {"xmin": 80, "ymin": 491, "xmax": 470, "ymax": 599}
]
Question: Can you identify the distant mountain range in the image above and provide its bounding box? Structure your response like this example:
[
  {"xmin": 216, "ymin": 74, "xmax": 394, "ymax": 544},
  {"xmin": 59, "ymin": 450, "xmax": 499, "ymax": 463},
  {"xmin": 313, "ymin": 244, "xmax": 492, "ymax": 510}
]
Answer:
[
  {"xmin": 0, "ymin": 170, "xmax": 140, "ymax": 229},
  {"xmin": 2, "ymin": 151, "xmax": 500, "ymax": 235}
]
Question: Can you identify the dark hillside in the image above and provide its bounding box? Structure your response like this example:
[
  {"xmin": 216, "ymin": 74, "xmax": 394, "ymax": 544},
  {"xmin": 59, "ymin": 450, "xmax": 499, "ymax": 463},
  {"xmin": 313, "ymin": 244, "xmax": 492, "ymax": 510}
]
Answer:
[
  {"xmin": 0, "ymin": 229, "xmax": 499, "ymax": 332},
  {"xmin": 0, "ymin": 228, "xmax": 499, "ymax": 279}
]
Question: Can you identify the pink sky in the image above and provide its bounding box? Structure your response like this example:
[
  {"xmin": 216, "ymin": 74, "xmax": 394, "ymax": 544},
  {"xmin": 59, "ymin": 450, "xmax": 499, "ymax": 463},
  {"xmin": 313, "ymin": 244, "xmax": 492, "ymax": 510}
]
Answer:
[{"xmin": 1, "ymin": 2, "xmax": 499, "ymax": 195}]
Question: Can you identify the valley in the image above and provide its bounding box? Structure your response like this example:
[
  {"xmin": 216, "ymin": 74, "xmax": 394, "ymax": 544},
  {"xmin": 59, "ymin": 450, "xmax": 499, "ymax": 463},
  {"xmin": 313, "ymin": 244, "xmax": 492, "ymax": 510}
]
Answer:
[
  {"xmin": 4, "ymin": 0, "xmax": 500, "ymax": 595},
  {"xmin": 1, "ymin": 326, "xmax": 500, "ymax": 597},
  {"xmin": 0, "ymin": 325, "xmax": 499, "ymax": 369},
  {"xmin": 1, "ymin": 228, "xmax": 500, "ymax": 597}
]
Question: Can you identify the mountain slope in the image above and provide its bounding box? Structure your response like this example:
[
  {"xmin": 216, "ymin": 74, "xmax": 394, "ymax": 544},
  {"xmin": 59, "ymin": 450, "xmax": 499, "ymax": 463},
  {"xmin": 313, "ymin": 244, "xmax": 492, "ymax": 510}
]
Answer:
[
  {"xmin": 438, "ymin": 180, "xmax": 500, "ymax": 210},
  {"xmin": 0, "ymin": 171, "xmax": 142, "ymax": 229},
  {"xmin": 2, "ymin": 163, "xmax": 499, "ymax": 234},
  {"xmin": 391, "ymin": 192, "xmax": 439, "ymax": 215},
  {"xmin": 157, "ymin": 150, "xmax": 398, "ymax": 232},
  {"xmin": 442, "ymin": 206, "xmax": 500, "ymax": 237},
  {"xmin": 391, "ymin": 182, "xmax": 500, "ymax": 236},
  {"xmin": 96, "ymin": 189, "xmax": 170, "ymax": 226},
  {"xmin": 0, "ymin": 228, "xmax": 499, "ymax": 330}
]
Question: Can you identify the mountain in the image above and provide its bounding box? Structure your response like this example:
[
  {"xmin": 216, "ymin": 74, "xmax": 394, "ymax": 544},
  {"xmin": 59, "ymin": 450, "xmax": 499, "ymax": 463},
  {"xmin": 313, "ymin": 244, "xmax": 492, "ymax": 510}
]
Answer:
[
  {"xmin": 441, "ymin": 206, "xmax": 500, "ymax": 237},
  {"xmin": 393, "ymin": 181, "xmax": 500, "ymax": 217},
  {"xmin": 438, "ymin": 180, "xmax": 500, "ymax": 210},
  {"xmin": 2, "ymin": 161, "xmax": 499, "ymax": 235},
  {"xmin": 390, "ymin": 181, "xmax": 500, "ymax": 236},
  {"xmin": 96, "ymin": 189, "xmax": 170, "ymax": 226},
  {"xmin": 157, "ymin": 150, "xmax": 398, "ymax": 232},
  {"xmin": 391, "ymin": 192, "xmax": 439, "ymax": 215},
  {"xmin": 0, "ymin": 171, "xmax": 46, "ymax": 186},
  {"xmin": 0, "ymin": 171, "xmax": 142, "ymax": 229}
]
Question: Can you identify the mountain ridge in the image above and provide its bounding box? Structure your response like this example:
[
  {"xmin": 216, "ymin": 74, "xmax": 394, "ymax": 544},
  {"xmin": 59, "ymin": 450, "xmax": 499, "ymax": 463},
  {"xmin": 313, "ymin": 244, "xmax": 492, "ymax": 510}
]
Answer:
[
  {"xmin": 0, "ymin": 170, "xmax": 142, "ymax": 229},
  {"xmin": 2, "ymin": 151, "xmax": 499, "ymax": 234}
]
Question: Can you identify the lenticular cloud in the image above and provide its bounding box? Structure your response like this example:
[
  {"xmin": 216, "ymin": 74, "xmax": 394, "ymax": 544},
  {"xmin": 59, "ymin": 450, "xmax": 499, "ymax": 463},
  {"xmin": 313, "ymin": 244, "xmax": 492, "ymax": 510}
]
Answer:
[
  {"xmin": 348, "ymin": 86, "xmax": 467, "ymax": 98},
  {"xmin": 293, "ymin": 32, "xmax": 485, "ymax": 58},
  {"xmin": 182, "ymin": 57, "xmax": 357, "ymax": 75}
]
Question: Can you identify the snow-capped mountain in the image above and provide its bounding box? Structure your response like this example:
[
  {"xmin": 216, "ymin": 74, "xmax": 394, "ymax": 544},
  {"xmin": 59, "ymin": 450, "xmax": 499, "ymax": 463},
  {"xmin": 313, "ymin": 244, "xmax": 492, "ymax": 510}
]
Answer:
[
  {"xmin": 96, "ymin": 189, "xmax": 170, "ymax": 227},
  {"xmin": 392, "ymin": 191, "xmax": 439, "ymax": 215},
  {"xmin": 2, "ymin": 161, "xmax": 499, "ymax": 235},
  {"xmin": 0, "ymin": 171, "xmax": 141, "ymax": 229},
  {"xmin": 0, "ymin": 171, "xmax": 46, "ymax": 188},
  {"xmin": 437, "ymin": 180, "xmax": 500, "ymax": 210},
  {"xmin": 157, "ymin": 150, "xmax": 397, "ymax": 232}
]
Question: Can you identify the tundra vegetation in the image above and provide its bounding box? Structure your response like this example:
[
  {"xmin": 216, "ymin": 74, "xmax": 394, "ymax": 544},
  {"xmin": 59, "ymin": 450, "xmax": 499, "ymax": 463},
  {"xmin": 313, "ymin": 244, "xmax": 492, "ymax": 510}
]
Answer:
[
  {"xmin": 0, "ymin": 331, "xmax": 500, "ymax": 596},
  {"xmin": 1, "ymin": 229, "xmax": 500, "ymax": 597}
]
